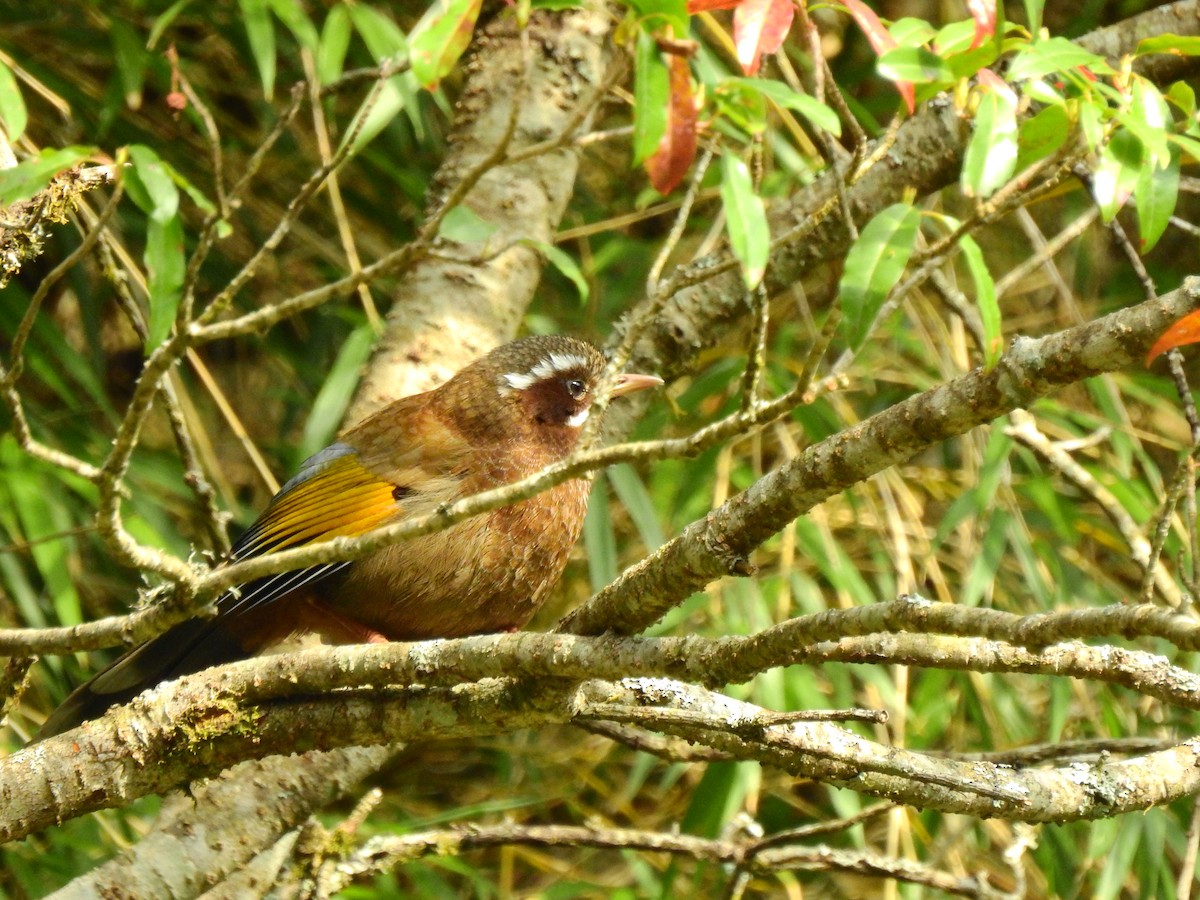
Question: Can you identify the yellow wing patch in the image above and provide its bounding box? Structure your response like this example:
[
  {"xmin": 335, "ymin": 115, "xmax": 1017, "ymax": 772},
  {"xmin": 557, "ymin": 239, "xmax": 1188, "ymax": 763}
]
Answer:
[{"xmin": 235, "ymin": 453, "xmax": 401, "ymax": 559}]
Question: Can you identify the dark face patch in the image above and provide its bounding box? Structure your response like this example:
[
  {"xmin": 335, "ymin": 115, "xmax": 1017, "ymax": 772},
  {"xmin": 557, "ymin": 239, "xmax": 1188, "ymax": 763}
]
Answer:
[{"xmin": 525, "ymin": 367, "xmax": 595, "ymax": 427}]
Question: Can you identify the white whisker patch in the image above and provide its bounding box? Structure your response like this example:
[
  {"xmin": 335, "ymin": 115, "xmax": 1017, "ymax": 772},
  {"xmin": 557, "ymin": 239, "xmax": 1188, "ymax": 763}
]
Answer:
[
  {"xmin": 502, "ymin": 352, "xmax": 592, "ymax": 393},
  {"xmin": 566, "ymin": 408, "xmax": 590, "ymax": 428}
]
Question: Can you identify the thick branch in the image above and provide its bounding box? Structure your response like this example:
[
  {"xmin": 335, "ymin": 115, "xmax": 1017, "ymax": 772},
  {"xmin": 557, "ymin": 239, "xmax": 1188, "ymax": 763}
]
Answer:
[{"xmin": 561, "ymin": 279, "xmax": 1200, "ymax": 635}]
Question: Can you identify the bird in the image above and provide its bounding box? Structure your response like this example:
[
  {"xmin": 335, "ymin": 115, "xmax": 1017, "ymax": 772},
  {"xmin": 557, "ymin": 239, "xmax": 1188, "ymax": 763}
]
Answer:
[{"xmin": 38, "ymin": 335, "xmax": 663, "ymax": 738}]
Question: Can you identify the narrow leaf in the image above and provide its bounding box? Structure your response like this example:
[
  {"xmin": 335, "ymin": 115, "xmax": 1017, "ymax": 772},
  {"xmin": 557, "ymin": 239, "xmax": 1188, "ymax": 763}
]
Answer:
[
  {"xmin": 129, "ymin": 145, "xmax": 185, "ymax": 349},
  {"xmin": 840, "ymin": 0, "xmax": 915, "ymax": 112},
  {"xmin": 268, "ymin": 0, "xmax": 320, "ymax": 50},
  {"xmin": 526, "ymin": 240, "xmax": 590, "ymax": 302},
  {"xmin": 297, "ymin": 323, "xmax": 376, "ymax": 463},
  {"xmin": 1023, "ymin": 0, "xmax": 1044, "ymax": 34},
  {"xmin": 1148, "ymin": 310, "xmax": 1200, "ymax": 364},
  {"xmin": 727, "ymin": 78, "xmax": 840, "ymax": 135},
  {"xmin": 409, "ymin": 0, "xmax": 482, "ymax": 90},
  {"xmin": 876, "ymin": 46, "xmax": 955, "ymax": 84},
  {"xmin": 839, "ymin": 202, "xmax": 921, "ymax": 349},
  {"xmin": 719, "ymin": 153, "xmax": 770, "ymax": 290},
  {"xmin": 1092, "ymin": 128, "xmax": 1142, "ymax": 222},
  {"xmin": 633, "ymin": 27, "xmax": 670, "ymax": 164},
  {"xmin": 0, "ymin": 146, "xmax": 92, "ymax": 206},
  {"xmin": 959, "ymin": 234, "xmax": 1002, "ymax": 366},
  {"xmin": 1006, "ymin": 37, "xmax": 1110, "ymax": 82},
  {"xmin": 144, "ymin": 216, "xmax": 186, "ymax": 349},
  {"xmin": 0, "ymin": 61, "xmax": 27, "ymax": 141},
  {"xmin": 962, "ymin": 76, "xmax": 1018, "ymax": 198},
  {"xmin": 316, "ymin": 5, "xmax": 353, "ymax": 86},
  {"xmin": 238, "ymin": 0, "xmax": 276, "ymax": 98},
  {"xmin": 438, "ymin": 205, "xmax": 499, "ymax": 243},
  {"xmin": 1135, "ymin": 34, "xmax": 1200, "ymax": 57},
  {"xmin": 1135, "ymin": 148, "xmax": 1179, "ymax": 252},
  {"xmin": 965, "ymin": 0, "xmax": 996, "ymax": 49},
  {"xmin": 645, "ymin": 50, "xmax": 698, "ymax": 194},
  {"xmin": 1016, "ymin": 103, "xmax": 1069, "ymax": 171},
  {"xmin": 733, "ymin": 0, "xmax": 794, "ymax": 76}
]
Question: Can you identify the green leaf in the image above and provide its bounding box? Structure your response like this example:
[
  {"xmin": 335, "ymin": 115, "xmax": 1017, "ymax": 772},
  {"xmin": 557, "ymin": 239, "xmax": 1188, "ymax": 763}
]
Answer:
[
  {"xmin": 0, "ymin": 60, "xmax": 27, "ymax": 141},
  {"xmin": 110, "ymin": 18, "xmax": 149, "ymax": 108},
  {"xmin": 1093, "ymin": 128, "xmax": 1142, "ymax": 222},
  {"xmin": 719, "ymin": 153, "xmax": 769, "ymax": 290},
  {"xmin": 128, "ymin": 145, "xmax": 185, "ymax": 349},
  {"xmin": 438, "ymin": 205, "xmax": 499, "ymax": 243},
  {"xmin": 147, "ymin": 0, "xmax": 196, "ymax": 50},
  {"xmin": 0, "ymin": 146, "xmax": 92, "ymax": 206},
  {"xmin": 726, "ymin": 77, "xmax": 840, "ymax": 136},
  {"xmin": 933, "ymin": 19, "xmax": 980, "ymax": 56},
  {"xmin": 1125, "ymin": 78, "xmax": 1172, "ymax": 167},
  {"xmin": 316, "ymin": 5, "xmax": 352, "ymax": 86},
  {"xmin": 889, "ymin": 17, "xmax": 937, "ymax": 47},
  {"xmin": 340, "ymin": 79, "xmax": 409, "ymax": 155},
  {"xmin": 144, "ymin": 215, "xmax": 186, "ymax": 349},
  {"xmin": 238, "ymin": 0, "xmax": 276, "ymax": 98},
  {"xmin": 1135, "ymin": 34, "xmax": 1200, "ymax": 57},
  {"xmin": 128, "ymin": 145, "xmax": 180, "ymax": 222},
  {"xmin": 625, "ymin": 0, "xmax": 689, "ymax": 38},
  {"xmin": 1077, "ymin": 98, "xmax": 1104, "ymax": 153},
  {"xmin": 526, "ymin": 239, "xmax": 589, "ymax": 302},
  {"xmin": 1017, "ymin": 103, "xmax": 1069, "ymax": 171},
  {"xmin": 297, "ymin": 322, "xmax": 376, "ymax": 464},
  {"xmin": 268, "ymin": 0, "xmax": 319, "ymax": 50},
  {"xmin": 409, "ymin": 0, "xmax": 482, "ymax": 89},
  {"xmin": 633, "ymin": 27, "xmax": 669, "ymax": 164},
  {"xmin": 942, "ymin": 43, "xmax": 999, "ymax": 82},
  {"xmin": 1006, "ymin": 37, "xmax": 1110, "ymax": 82},
  {"xmin": 607, "ymin": 464, "xmax": 666, "ymax": 550},
  {"xmin": 876, "ymin": 46, "xmax": 955, "ymax": 84},
  {"xmin": 962, "ymin": 84, "xmax": 1018, "ymax": 198},
  {"xmin": 583, "ymin": 482, "xmax": 617, "ymax": 592},
  {"xmin": 1167, "ymin": 81, "xmax": 1196, "ymax": 119},
  {"xmin": 1023, "ymin": 0, "xmax": 1044, "ymax": 35},
  {"xmin": 838, "ymin": 202, "xmax": 921, "ymax": 350},
  {"xmin": 959, "ymin": 234, "xmax": 1002, "ymax": 366},
  {"xmin": 1135, "ymin": 147, "xmax": 1179, "ymax": 252},
  {"xmin": 346, "ymin": 3, "xmax": 409, "ymax": 59}
]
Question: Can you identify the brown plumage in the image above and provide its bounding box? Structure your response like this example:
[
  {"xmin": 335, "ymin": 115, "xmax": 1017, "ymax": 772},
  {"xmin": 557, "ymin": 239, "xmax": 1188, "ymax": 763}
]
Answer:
[{"xmin": 39, "ymin": 336, "xmax": 662, "ymax": 738}]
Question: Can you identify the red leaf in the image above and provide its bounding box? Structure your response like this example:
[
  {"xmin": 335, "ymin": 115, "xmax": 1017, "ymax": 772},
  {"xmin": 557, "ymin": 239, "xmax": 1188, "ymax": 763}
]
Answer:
[
  {"xmin": 1147, "ymin": 310, "xmax": 1200, "ymax": 364},
  {"xmin": 645, "ymin": 51, "xmax": 699, "ymax": 194},
  {"xmin": 733, "ymin": 0, "xmax": 794, "ymax": 76},
  {"xmin": 965, "ymin": 0, "xmax": 996, "ymax": 50},
  {"xmin": 688, "ymin": 0, "xmax": 741, "ymax": 11},
  {"xmin": 840, "ymin": 0, "xmax": 915, "ymax": 113}
]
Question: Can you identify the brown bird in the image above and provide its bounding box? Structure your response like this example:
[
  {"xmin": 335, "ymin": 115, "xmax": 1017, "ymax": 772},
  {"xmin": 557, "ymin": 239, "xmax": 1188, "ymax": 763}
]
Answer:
[{"xmin": 39, "ymin": 335, "xmax": 662, "ymax": 737}]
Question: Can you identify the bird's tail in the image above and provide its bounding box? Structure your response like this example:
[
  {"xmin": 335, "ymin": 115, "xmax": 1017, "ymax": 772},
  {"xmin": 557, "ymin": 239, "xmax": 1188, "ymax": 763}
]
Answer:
[{"xmin": 35, "ymin": 619, "xmax": 244, "ymax": 740}]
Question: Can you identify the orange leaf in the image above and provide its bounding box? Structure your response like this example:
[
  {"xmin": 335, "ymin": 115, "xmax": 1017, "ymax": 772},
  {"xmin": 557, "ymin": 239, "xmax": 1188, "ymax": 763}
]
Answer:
[
  {"xmin": 1147, "ymin": 310, "xmax": 1200, "ymax": 364},
  {"xmin": 733, "ymin": 0, "xmax": 794, "ymax": 76},
  {"xmin": 688, "ymin": 0, "xmax": 741, "ymax": 10},
  {"xmin": 840, "ymin": 0, "xmax": 915, "ymax": 113},
  {"xmin": 645, "ymin": 51, "xmax": 699, "ymax": 194},
  {"xmin": 965, "ymin": 0, "xmax": 996, "ymax": 50}
]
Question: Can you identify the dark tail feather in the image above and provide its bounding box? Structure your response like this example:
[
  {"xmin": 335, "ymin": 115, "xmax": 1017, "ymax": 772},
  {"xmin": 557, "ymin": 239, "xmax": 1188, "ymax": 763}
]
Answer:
[{"xmin": 36, "ymin": 619, "xmax": 245, "ymax": 740}]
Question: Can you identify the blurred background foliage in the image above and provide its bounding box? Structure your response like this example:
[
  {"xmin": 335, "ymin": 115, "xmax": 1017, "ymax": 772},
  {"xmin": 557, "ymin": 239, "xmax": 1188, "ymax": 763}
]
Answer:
[{"xmin": 2, "ymin": 0, "xmax": 1200, "ymax": 896}]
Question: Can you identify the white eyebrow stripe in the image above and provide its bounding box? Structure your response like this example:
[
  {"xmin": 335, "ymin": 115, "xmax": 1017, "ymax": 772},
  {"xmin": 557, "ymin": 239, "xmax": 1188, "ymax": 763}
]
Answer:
[{"xmin": 501, "ymin": 352, "xmax": 592, "ymax": 393}]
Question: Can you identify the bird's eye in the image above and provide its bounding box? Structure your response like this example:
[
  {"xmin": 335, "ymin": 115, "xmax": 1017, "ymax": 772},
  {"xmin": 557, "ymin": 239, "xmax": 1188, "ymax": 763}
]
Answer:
[{"xmin": 566, "ymin": 379, "xmax": 587, "ymax": 398}]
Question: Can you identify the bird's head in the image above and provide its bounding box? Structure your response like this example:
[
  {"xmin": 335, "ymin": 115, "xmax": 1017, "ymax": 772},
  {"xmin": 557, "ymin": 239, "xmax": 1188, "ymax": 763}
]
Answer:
[{"xmin": 440, "ymin": 335, "xmax": 662, "ymax": 457}]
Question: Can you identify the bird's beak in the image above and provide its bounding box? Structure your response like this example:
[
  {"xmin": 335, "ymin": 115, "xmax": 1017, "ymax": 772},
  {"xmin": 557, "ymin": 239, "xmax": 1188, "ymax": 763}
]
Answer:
[{"xmin": 610, "ymin": 372, "xmax": 665, "ymax": 397}]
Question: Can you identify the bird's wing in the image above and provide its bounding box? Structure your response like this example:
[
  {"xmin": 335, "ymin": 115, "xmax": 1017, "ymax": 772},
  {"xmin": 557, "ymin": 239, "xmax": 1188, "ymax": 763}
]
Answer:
[
  {"xmin": 218, "ymin": 443, "xmax": 399, "ymax": 616},
  {"xmin": 221, "ymin": 404, "xmax": 473, "ymax": 616}
]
